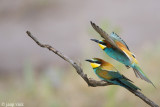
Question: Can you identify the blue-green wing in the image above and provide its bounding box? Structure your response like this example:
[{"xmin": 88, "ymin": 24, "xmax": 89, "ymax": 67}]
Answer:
[
  {"xmin": 110, "ymin": 32, "xmax": 136, "ymax": 58},
  {"xmin": 96, "ymin": 69, "xmax": 122, "ymax": 80},
  {"xmin": 107, "ymin": 71, "xmax": 133, "ymax": 82},
  {"xmin": 96, "ymin": 69, "xmax": 140, "ymax": 90},
  {"xmin": 110, "ymin": 32, "xmax": 130, "ymax": 50},
  {"xmin": 106, "ymin": 71, "xmax": 140, "ymax": 90},
  {"xmin": 108, "ymin": 71, "xmax": 123, "ymax": 79}
]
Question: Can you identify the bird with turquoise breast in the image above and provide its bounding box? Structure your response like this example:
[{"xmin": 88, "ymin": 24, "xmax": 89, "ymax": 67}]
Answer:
[
  {"xmin": 90, "ymin": 22, "xmax": 155, "ymax": 87},
  {"xmin": 86, "ymin": 58, "xmax": 141, "ymax": 91}
]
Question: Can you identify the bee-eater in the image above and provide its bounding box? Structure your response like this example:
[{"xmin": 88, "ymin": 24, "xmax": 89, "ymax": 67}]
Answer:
[
  {"xmin": 86, "ymin": 58, "xmax": 141, "ymax": 91},
  {"xmin": 90, "ymin": 22, "xmax": 155, "ymax": 87}
]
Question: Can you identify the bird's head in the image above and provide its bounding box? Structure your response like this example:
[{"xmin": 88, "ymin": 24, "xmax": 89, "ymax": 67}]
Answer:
[
  {"xmin": 90, "ymin": 39, "xmax": 107, "ymax": 50},
  {"xmin": 85, "ymin": 58, "xmax": 103, "ymax": 69}
]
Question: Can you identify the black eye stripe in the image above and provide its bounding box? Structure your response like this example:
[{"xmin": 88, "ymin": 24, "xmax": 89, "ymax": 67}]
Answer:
[
  {"xmin": 99, "ymin": 42, "xmax": 106, "ymax": 45},
  {"xmin": 95, "ymin": 61, "xmax": 101, "ymax": 64}
]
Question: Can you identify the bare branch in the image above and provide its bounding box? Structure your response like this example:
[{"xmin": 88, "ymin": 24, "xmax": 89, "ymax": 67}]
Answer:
[{"xmin": 26, "ymin": 31, "xmax": 159, "ymax": 107}]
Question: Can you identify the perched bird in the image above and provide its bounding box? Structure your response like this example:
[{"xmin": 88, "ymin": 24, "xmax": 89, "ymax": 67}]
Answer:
[
  {"xmin": 90, "ymin": 21, "xmax": 155, "ymax": 87},
  {"xmin": 86, "ymin": 58, "xmax": 141, "ymax": 91}
]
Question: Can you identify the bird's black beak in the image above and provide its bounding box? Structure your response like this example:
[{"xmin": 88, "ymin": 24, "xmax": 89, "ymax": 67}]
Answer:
[
  {"xmin": 85, "ymin": 59, "xmax": 94, "ymax": 63},
  {"xmin": 90, "ymin": 39, "xmax": 100, "ymax": 43}
]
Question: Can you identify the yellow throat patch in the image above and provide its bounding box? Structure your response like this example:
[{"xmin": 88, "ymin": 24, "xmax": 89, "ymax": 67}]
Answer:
[
  {"xmin": 90, "ymin": 63, "xmax": 100, "ymax": 68},
  {"xmin": 98, "ymin": 44, "xmax": 106, "ymax": 50}
]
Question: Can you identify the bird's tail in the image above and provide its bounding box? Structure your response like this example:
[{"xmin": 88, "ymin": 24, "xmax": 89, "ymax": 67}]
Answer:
[
  {"xmin": 118, "ymin": 79, "xmax": 141, "ymax": 91},
  {"xmin": 133, "ymin": 64, "xmax": 155, "ymax": 88}
]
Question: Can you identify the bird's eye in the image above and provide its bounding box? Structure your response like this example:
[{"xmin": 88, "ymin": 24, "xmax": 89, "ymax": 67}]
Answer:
[
  {"xmin": 100, "ymin": 42, "xmax": 106, "ymax": 45},
  {"xmin": 95, "ymin": 61, "xmax": 101, "ymax": 64}
]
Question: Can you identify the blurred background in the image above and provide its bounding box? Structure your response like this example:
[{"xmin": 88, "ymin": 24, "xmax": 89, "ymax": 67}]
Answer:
[{"xmin": 0, "ymin": 0, "xmax": 160, "ymax": 107}]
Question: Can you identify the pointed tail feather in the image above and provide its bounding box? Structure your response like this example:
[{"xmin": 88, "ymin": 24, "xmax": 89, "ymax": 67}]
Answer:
[{"xmin": 133, "ymin": 64, "xmax": 156, "ymax": 88}]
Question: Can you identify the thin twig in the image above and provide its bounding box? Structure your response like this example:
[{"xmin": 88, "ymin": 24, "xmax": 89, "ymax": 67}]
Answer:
[{"xmin": 26, "ymin": 31, "xmax": 159, "ymax": 107}]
